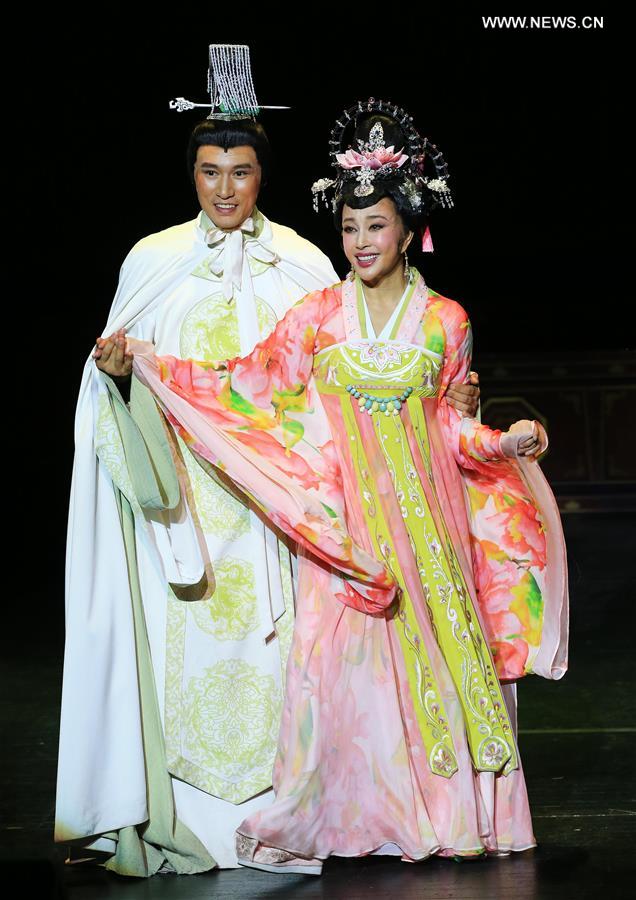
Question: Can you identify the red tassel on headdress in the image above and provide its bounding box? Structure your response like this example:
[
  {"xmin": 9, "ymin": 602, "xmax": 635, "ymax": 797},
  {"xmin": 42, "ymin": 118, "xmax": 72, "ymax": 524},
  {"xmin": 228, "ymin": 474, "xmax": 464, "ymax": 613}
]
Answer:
[{"xmin": 422, "ymin": 226, "xmax": 434, "ymax": 252}]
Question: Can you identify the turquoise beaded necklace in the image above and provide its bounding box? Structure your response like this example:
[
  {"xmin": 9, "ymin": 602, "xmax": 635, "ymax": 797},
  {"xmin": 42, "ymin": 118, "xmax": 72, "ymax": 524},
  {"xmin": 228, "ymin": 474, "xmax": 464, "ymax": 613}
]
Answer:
[
  {"xmin": 346, "ymin": 384, "xmax": 414, "ymax": 416},
  {"xmin": 346, "ymin": 271, "xmax": 418, "ymax": 416}
]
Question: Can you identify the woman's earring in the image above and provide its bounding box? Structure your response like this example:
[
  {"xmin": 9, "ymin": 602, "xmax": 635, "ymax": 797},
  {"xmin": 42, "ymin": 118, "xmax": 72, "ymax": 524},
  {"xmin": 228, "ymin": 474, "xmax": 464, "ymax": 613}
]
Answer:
[
  {"xmin": 348, "ymin": 267, "xmax": 355, "ymax": 282},
  {"xmin": 403, "ymin": 252, "xmax": 409, "ymax": 279}
]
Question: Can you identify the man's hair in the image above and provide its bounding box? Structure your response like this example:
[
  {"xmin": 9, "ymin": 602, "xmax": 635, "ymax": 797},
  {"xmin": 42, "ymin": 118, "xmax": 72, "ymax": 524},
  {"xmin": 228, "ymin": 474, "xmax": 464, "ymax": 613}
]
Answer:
[{"xmin": 187, "ymin": 119, "xmax": 271, "ymax": 184}]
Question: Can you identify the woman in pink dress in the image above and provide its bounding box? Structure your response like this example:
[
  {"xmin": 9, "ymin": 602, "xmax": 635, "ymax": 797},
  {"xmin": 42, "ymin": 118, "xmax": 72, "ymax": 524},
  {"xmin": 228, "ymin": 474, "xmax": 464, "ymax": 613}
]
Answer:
[{"xmin": 130, "ymin": 99, "xmax": 568, "ymax": 876}]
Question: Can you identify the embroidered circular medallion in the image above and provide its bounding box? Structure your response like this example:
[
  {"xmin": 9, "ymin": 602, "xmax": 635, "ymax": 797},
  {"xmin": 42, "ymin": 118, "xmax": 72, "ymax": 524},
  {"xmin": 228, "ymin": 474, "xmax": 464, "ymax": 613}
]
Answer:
[
  {"xmin": 190, "ymin": 557, "xmax": 259, "ymax": 642},
  {"xmin": 182, "ymin": 658, "xmax": 280, "ymax": 788},
  {"xmin": 180, "ymin": 291, "xmax": 277, "ymax": 360}
]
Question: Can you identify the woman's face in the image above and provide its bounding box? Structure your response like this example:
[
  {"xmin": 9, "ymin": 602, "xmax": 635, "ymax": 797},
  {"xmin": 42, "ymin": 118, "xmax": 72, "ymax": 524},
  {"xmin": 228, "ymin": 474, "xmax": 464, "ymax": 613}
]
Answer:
[{"xmin": 342, "ymin": 197, "xmax": 413, "ymax": 285}]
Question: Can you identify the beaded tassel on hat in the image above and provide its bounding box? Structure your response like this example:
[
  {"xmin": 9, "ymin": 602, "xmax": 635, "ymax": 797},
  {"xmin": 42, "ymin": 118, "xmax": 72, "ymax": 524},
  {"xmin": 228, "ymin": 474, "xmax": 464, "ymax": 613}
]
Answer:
[
  {"xmin": 169, "ymin": 44, "xmax": 289, "ymax": 119},
  {"xmin": 207, "ymin": 44, "xmax": 259, "ymax": 119}
]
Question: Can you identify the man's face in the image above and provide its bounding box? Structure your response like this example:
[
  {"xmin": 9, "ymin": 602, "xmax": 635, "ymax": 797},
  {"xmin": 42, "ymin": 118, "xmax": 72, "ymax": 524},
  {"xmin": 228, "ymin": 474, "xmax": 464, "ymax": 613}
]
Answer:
[{"xmin": 194, "ymin": 144, "xmax": 262, "ymax": 231}]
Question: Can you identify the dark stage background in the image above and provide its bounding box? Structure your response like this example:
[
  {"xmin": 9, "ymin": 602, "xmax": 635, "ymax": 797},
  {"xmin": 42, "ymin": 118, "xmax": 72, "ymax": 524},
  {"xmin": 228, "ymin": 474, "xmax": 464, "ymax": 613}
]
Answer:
[
  {"xmin": 7, "ymin": 6, "xmax": 627, "ymax": 673},
  {"xmin": 18, "ymin": 17, "xmax": 620, "ymax": 638},
  {"xmin": 32, "ymin": 18, "xmax": 619, "ymax": 647},
  {"xmin": 47, "ymin": 19, "xmax": 614, "ymax": 356},
  {"xmin": 6, "ymin": 17, "xmax": 636, "ymax": 900}
]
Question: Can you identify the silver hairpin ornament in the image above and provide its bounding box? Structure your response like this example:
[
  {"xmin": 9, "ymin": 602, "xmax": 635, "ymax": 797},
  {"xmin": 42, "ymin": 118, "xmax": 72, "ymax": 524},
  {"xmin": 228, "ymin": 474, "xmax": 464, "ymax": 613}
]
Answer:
[
  {"xmin": 424, "ymin": 177, "xmax": 454, "ymax": 209},
  {"xmin": 399, "ymin": 178, "xmax": 423, "ymax": 211},
  {"xmin": 169, "ymin": 44, "xmax": 289, "ymax": 120}
]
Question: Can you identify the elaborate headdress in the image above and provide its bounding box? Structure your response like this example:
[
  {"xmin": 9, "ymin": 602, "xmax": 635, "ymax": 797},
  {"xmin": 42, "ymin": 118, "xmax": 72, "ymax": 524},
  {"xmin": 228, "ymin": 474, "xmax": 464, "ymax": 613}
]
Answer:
[
  {"xmin": 169, "ymin": 44, "xmax": 288, "ymax": 119},
  {"xmin": 311, "ymin": 98, "xmax": 453, "ymax": 224}
]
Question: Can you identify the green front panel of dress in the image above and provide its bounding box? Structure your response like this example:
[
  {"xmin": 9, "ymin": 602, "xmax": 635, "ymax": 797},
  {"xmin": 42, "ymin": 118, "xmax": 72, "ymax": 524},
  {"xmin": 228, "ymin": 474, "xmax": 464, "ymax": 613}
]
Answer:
[
  {"xmin": 394, "ymin": 399, "xmax": 516, "ymax": 774},
  {"xmin": 407, "ymin": 400, "xmax": 518, "ymax": 774},
  {"xmin": 340, "ymin": 399, "xmax": 459, "ymax": 778},
  {"xmin": 317, "ymin": 341, "xmax": 517, "ymax": 776}
]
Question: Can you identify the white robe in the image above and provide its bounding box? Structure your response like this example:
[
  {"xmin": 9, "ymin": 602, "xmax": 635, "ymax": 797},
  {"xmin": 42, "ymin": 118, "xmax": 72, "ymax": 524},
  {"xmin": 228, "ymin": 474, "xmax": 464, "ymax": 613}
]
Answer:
[{"xmin": 56, "ymin": 209, "xmax": 338, "ymax": 868}]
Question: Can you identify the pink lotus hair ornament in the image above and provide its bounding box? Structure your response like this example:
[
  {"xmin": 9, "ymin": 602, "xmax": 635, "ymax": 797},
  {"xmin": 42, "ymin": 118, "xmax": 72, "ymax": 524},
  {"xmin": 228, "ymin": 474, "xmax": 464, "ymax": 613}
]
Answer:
[
  {"xmin": 311, "ymin": 98, "xmax": 454, "ymax": 219},
  {"xmin": 335, "ymin": 146, "xmax": 409, "ymax": 170},
  {"xmin": 335, "ymin": 121, "xmax": 410, "ymax": 198}
]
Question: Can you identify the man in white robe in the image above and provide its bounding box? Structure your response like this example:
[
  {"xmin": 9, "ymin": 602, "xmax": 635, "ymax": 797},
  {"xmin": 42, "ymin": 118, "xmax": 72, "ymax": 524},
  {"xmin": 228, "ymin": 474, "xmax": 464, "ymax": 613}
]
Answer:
[
  {"xmin": 56, "ymin": 117, "xmax": 343, "ymax": 873},
  {"xmin": 56, "ymin": 116, "xmax": 479, "ymax": 876}
]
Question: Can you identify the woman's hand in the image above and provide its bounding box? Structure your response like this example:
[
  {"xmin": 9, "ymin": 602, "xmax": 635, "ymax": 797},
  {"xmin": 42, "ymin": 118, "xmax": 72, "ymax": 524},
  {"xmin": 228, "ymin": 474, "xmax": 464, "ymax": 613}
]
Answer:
[
  {"xmin": 446, "ymin": 371, "xmax": 480, "ymax": 417},
  {"xmin": 92, "ymin": 328, "xmax": 133, "ymax": 379},
  {"xmin": 502, "ymin": 419, "xmax": 548, "ymax": 460}
]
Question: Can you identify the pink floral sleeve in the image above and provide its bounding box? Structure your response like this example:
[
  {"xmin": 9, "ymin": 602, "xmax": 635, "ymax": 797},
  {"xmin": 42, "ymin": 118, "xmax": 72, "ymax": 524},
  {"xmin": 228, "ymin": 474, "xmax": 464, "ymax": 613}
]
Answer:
[
  {"xmin": 428, "ymin": 296, "xmax": 564, "ymax": 682},
  {"xmin": 435, "ymin": 298, "xmax": 506, "ymax": 468},
  {"xmin": 132, "ymin": 287, "xmax": 397, "ymax": 616}
]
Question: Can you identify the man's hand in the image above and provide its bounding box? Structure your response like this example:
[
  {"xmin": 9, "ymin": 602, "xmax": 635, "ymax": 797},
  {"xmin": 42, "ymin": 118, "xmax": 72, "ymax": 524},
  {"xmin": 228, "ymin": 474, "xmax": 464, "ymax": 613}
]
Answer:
[
  {"xmin": 446, "ymin": 371, "xmax": 480, "ymax": 418},
  {"xmin": 92, "ymin": 328, "xmax": 133, "ymax": 380}
]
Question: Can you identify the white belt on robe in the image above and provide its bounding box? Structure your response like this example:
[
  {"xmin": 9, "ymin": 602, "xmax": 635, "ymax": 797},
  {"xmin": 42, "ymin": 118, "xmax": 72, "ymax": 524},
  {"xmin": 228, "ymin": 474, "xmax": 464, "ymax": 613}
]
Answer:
[
  {"xmin": 202, "ymin": 216, "xmax": 287, "ymax": 638},
  {"xmin": 204, "ymin": 217, "xmax": 280, "ymax": 353}
]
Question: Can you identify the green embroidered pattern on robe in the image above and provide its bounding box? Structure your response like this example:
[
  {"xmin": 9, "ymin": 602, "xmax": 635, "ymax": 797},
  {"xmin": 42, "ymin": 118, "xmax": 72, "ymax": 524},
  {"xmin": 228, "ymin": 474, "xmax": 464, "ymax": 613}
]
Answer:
[
  {"xmin": 94, "ymin": 393, "xmax": 142, "ymax": 515},
  {"xmin": 179, "ymin": 292, "xmax": 277, "ymax": 361},
  {"xmin": 190, "ymin": 557, "xmax": 259, "ymax": 642},
  {"xmin": 161, "ymin": 293, "xmax": 292, "ymax": 802},
  {"xmin": 165, "ymin": 594, "xmax": 282, "ymax": 805}
]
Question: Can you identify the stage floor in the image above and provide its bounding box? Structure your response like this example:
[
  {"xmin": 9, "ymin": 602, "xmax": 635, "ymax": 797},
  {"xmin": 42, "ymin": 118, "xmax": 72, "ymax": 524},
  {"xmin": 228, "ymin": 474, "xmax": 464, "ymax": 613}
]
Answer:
[{"xmin": 2, "ymin": 513, "xmax": 634, "ymax": 899}]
